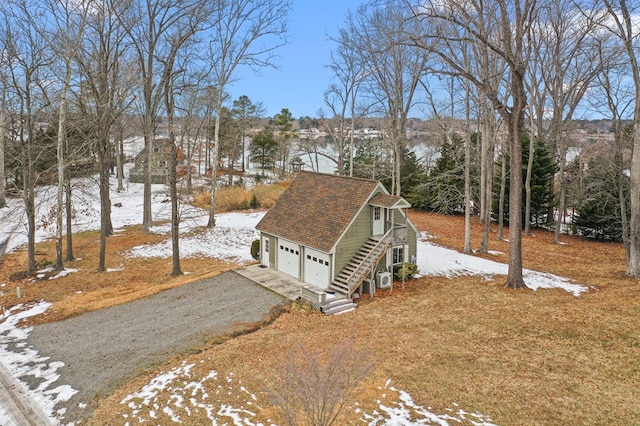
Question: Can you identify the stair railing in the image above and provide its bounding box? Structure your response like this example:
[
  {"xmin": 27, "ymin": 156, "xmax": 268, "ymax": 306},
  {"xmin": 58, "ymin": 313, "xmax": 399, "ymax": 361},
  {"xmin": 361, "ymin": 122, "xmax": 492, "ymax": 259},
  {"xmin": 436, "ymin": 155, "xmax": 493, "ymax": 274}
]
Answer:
[{"xmin": 343, "ymin": 229, "xmax": 393, "ymax": 296}]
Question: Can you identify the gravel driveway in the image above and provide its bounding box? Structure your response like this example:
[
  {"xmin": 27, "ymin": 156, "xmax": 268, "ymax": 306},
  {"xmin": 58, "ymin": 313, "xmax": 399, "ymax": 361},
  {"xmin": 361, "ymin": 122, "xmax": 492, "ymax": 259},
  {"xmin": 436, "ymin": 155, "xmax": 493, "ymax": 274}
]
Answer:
[{"xmin": 25, "ymin": 271, "xmax": 286, "ymax": 424}]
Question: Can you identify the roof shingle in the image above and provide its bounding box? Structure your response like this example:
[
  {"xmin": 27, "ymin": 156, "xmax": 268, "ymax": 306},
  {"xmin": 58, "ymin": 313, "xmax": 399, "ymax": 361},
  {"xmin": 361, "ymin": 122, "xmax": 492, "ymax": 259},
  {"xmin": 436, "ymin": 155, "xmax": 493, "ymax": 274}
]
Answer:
[{"xmin": 256, "ymin": 172, "xmax": 380, "ymax": 252}]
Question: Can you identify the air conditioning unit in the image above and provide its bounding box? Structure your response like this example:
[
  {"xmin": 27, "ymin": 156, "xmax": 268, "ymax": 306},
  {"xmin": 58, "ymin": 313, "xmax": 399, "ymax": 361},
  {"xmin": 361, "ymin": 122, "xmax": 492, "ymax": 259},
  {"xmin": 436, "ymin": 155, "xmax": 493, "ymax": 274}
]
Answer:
[
  {"xmin": 362, "ymin": 278, "xmax": 374, "ymax": 295},
  {"xmin": 377, "ymin": 272, "xmax": 392, "ymax": 289}
]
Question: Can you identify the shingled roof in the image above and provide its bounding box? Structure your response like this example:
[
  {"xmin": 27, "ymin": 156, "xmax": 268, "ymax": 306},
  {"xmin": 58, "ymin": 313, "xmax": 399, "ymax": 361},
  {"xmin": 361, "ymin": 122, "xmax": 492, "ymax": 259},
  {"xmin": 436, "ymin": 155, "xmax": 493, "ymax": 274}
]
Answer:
[
  {"xmin": 256, "ymin": 172, "xmax": 382, "ymax": 253},
  {"xmin": 368, "ymin": 192, "xmax": 411, "ymax": 209}
]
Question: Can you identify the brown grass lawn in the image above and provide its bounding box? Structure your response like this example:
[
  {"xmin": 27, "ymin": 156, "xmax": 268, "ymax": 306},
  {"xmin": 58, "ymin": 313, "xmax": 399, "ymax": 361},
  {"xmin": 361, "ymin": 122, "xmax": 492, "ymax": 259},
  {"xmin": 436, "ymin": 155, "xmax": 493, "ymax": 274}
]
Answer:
[
  {"xmin": 0, "ymin": 225, "xmax": 240, "ymax": 324},
  {"xmin": 2, "ymin": 211, "xmax": 640, "ymax": 425}
]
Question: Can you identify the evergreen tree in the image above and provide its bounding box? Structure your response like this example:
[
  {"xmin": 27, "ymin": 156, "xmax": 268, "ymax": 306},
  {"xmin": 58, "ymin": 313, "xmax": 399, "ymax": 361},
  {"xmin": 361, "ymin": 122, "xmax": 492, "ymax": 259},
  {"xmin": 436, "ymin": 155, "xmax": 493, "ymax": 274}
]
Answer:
[
  {"xmin": 274, "ymin": 108, "xmax": 297, "ymax": 174},
  {"xmin": 345, "ymin": 138, "xmax": 389, "ymax": 180},
  {"xmin": 381, "ymin": 149, "xmax": 425, "ymax": 198},
  {"xmin": 408, "ymin": 133, "xmax": 478, "ymax": 215},
  {"xmin": 574, "ymin": 154, "xmax": 630, "ymax": 241},
  {"xmin": 493, "ymin": 135, "xmax": 556, "ymax": 226},
  {"xmin": 249, "ymin": 126, "xmax": 279, "ymax": 176}
]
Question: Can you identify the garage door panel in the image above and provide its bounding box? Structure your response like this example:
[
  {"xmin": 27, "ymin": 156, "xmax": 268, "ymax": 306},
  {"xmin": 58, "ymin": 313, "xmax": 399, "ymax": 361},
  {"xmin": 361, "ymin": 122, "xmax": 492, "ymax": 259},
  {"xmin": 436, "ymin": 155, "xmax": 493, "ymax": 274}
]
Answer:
[
  {"xmin": 304, "ymin": 248, "xmax": 330, "ymax": 289},
  {"xmin": 278, "ymin": 239, "xmax": 299, "ymax": 278}
]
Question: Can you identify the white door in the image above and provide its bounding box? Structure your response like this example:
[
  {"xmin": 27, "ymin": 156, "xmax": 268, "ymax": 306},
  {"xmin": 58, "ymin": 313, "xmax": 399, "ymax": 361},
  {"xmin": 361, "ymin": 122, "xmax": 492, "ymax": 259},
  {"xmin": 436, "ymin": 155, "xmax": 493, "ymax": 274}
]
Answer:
[
  {"xmin": 304, "ymin": 248, "xmax": 330, "ymax": 289},
  {"xmin": 261, "ymin": 236, "xmax": 270, "ymax": 267},
  {"xmin": 372, "ymin": 206, "xmax": 385, "ymax": 236},
  {"xmin": 277, "ymin": 239, "xmax": 300, "ymax": 278}
]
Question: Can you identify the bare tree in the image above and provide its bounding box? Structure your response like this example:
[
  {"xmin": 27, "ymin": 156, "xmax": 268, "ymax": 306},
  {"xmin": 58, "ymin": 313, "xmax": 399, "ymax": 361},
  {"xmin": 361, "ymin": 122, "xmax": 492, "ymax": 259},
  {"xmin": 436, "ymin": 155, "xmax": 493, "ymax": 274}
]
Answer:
[
  {"xmin": 204, "ymin": 0, "xmax": 291, "ymax": 228},
  {"xmin": 42, "ymin": 0, "xmax": 89, "ymax": 271},
  {"xmin": 524, "ymin": 52, "xmax": 544, "ymax": 236},
  {"xmin": 345, "ymin": 1, "xmax": 428, "ymax": 196},
  {"xmin": 1, "ymin": 0, "xmax": 55, "ymax": 274},
  {"xmin": 478, "ymin": 103, "xmax": 502, "ymax": 252},
  {"xmin": 164, "ymin": 72, "xmax": 184, "ymax": 277},
  {"xmin": 594, "ymin": 0, "xmax": 640, "ymax": 276},
  {"xmin": 0, "ymin": 72, "xmax": 7, "ymax": 210},
  {"xmin": 325, "ymin": 26, "xmax": 369, "ymax": 176},
  {"xmin": 531, "ymin": 1, "xmax": 602, "ymax": 242},
  {"xmin": 158, "ymin": 1, "xmax": 211, "ymax": 276},
  {"xmin": 175, "ymin": 85, "xmax": 209, "ymax": 194},
  {"xmin": 409, "ymin": 0, "xmax": 537, "ymax": 289},
  {"xmin": 121, "ymin": 0, "xmax": 207, "ymax": 232},
  {"xmin": 269, "ymin": 342, "xmax": 373, "ymax": 426},
  {"xmin": 76, "ymin": 0, "xmax": 132, "ymax": 271},
  {"xmin": 589, "ymin": 34, "xmax": 633, "ymax": 260}
]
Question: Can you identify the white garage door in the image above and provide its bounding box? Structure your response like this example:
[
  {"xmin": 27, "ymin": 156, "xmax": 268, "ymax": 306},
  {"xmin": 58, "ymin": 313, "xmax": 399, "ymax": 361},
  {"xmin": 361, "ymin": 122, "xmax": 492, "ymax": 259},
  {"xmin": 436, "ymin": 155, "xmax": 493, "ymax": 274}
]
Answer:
[
  {"xmin": 304, "ymin": 248, "xmax": 330, "ymax": 289},
  {"xmin": 278, "ymin": 239, "xmax": 300, "ymax": 278}
]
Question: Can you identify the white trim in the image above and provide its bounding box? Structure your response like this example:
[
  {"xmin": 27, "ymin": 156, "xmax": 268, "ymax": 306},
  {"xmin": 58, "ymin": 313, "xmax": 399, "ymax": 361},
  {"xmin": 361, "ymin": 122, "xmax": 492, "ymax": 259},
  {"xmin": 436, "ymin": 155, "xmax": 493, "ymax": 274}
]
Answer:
[{"xmin": 261, "ymin": 235, "xmax": 270, "ymax": 267}]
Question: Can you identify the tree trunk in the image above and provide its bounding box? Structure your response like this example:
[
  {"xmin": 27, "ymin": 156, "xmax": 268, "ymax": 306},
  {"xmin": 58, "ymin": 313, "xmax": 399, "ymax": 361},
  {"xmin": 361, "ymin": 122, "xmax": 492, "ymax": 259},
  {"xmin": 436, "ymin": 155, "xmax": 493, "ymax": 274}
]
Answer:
[
  {"xmin": 504, "ymin": 80, "xmax": 526, "ymax": 289},
  {"xmin": 524, "ymin": 133, "xmax": 535, "ymax": 235},
  {"xmin": 463, "ymin": 83, "xmax": 472, "ymax": 254},
  {"xmin": 479, "ymin": 114, "xmax": 495, "ymax": 253},
  {"xmin": 98, "ymin": 151, "xmax": 110, "ymax": 272},
  {"xmin": 22, "ymin": 120, "xmax": 37, "ymax": 274},
  {"xmin": 142, "ymin": 127, "xmax": 153, "ymax": 231},
  {"xmin": 613, "ymin": 121, "xmax": 631, "ymax": 262},
  {"xmin": 169, "ymin": 141, "xmax": 182, "ymax": 276},
  {"xmin": 497, "ymin": 145, "xmax": 506, "ymax": 241},
  {"xmin": 554, "ymin": 142, "xmax": 567, "ymax": 244},
  {"xmin": 186, "ymin": 136, "xmax": 193, "ymax": 194},
  {"xmin": 55, "ymin": 94, "xmax": 67, "ymax": 271},
  {"xmin": 26, "ymin": 185, "xmax": 36, "ymax": 274},
  {"xmin": 141, "ymin": 44, "xmax": 154, "ymax": 231},
  {"xmin": 478, "ymin": 115, "xmax": 486, "ymax": 224},
  {"xmin": 116, "ymin": 128, "xmax": 124, "ymax": 191},
  {"xmin": 65, "ymin": 167, "xmax": 74, "ymax": 261},
  {"xmin": 395, "ymin": 142, "xmax": 402, "ymax": 196},
  {"xmin": 0, "ymin": 108, "xmax": 6, "ymax": 209},
  {"xmin": 627, "ymin": 119, "xmax": 640, "ymax": 276},
  {"xmin": 207, "ymin": 94, "xmax": 222, "ymax": 228}
]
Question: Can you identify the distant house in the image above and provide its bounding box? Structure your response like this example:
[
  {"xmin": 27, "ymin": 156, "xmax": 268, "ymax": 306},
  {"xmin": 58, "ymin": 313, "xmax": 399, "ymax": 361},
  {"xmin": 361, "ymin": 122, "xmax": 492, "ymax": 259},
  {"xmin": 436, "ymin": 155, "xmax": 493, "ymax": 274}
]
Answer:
[
  {"xmin": 129, "ymin": 138, "xmax": 175, "ymax": 184},
  {"xmin": 256, "ymin": 172, "xmax": 419, "ymax": 304}
]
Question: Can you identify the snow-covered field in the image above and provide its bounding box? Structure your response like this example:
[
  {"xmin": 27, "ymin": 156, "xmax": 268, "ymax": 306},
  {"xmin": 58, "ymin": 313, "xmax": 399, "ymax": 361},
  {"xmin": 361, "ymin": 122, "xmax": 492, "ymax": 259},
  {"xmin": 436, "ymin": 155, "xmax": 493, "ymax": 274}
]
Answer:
[{"xmin": 0, "ymin": 171, "xmax": 587, "ymax": 425}]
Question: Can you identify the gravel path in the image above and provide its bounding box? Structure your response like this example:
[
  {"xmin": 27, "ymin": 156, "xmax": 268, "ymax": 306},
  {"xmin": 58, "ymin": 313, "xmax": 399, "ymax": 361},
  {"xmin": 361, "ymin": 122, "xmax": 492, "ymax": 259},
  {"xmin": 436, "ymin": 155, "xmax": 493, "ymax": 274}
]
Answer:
[{"xmin": 25, "ymin": 271, "xmax": 286, "ymax": 424}]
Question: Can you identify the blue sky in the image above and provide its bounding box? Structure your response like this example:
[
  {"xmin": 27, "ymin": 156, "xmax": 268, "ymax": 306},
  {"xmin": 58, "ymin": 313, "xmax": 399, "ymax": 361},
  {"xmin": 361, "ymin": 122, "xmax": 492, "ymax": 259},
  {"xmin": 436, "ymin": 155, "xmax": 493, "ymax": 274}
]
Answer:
[{"xmin": 228, "ymin": 0, "xmax": 364, "ymax": 119}]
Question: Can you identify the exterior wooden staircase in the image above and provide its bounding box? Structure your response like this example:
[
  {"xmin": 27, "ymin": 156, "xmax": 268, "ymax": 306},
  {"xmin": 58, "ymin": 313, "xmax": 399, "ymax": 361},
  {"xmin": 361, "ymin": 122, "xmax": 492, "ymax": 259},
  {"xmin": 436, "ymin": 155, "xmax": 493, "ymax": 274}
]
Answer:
[{"xmin": 329, "ymin": 229, "xmax": 393, "ymax": 298}]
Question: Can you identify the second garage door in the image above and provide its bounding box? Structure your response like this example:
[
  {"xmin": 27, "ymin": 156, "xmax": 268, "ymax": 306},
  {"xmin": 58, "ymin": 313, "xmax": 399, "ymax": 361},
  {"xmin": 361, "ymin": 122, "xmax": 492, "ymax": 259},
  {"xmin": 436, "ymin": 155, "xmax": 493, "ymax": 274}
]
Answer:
[{"xmin": 304, "ymin": 248, "xmax": 330, "ymax": 289}]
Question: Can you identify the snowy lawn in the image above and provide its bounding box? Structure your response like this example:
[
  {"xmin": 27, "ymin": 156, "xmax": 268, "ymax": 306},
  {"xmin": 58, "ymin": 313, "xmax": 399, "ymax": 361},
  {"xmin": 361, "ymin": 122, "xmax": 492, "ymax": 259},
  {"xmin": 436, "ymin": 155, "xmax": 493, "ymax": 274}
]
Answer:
[
  {"xmin": 0, "ymin": 171, "xmax": 588, "ymax": 425},
  {"xmin": 119, "ymin": 364, "xmax": 497, "ymax": 426}
]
